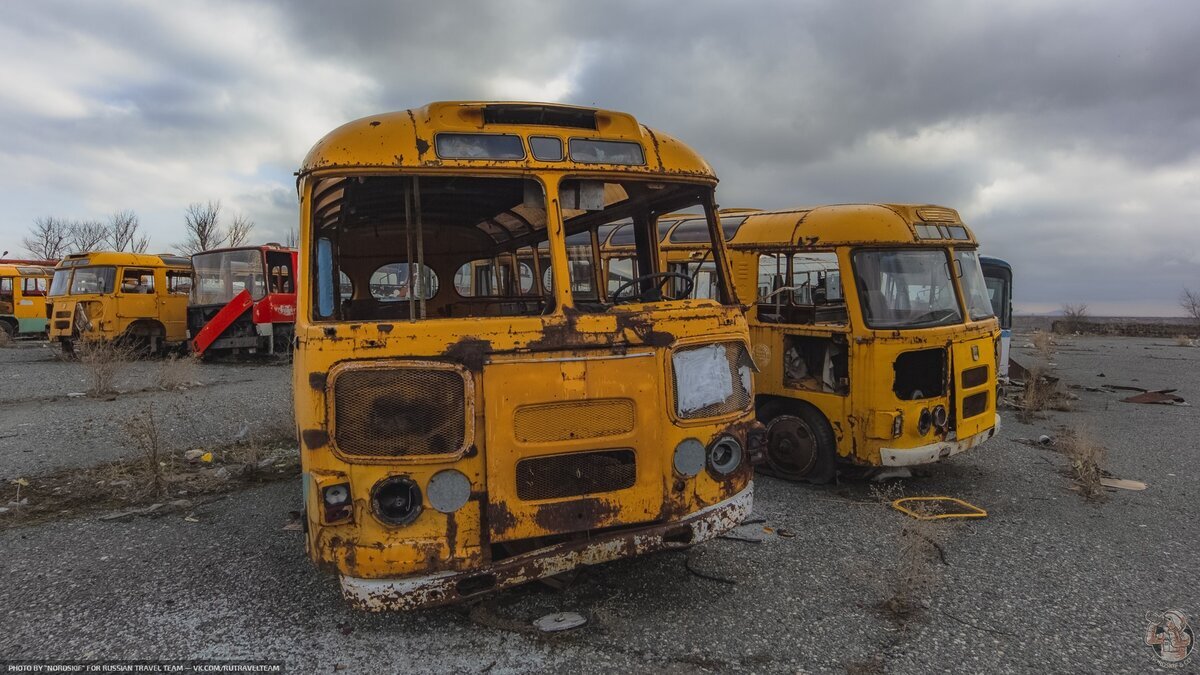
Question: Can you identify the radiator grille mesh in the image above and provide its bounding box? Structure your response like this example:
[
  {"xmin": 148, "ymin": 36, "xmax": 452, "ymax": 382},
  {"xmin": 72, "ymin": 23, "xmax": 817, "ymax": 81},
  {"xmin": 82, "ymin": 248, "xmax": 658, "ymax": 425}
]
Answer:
[
  {"xmin": 514, "ymin": 399, "xmax": 635, "ymax": 443},
  {"xmin": 516, "ymin": 449, "xmax": 636, "ymax": 501},
  {"xmin": 332, "ymin": 366, "xmax": 467, "ymax": 457}
]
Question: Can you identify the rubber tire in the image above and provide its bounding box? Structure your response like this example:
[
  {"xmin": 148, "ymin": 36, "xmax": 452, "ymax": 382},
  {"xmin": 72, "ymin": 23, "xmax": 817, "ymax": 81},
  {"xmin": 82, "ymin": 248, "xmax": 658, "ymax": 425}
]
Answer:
[
  {"xmin": 0, "ymin": 320, "xmax": 15, "ymax": 341},
  {"xmin": 758, "ymin": 400, "xmax": 838, "ymax": 484}
]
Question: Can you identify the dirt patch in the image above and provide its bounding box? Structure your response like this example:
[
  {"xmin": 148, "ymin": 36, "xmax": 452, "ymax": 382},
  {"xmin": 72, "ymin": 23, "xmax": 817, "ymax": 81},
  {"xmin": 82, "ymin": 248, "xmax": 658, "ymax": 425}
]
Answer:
[{"xmin": 0, "ymin": 431, "xmax": 299, "ymax": 528}]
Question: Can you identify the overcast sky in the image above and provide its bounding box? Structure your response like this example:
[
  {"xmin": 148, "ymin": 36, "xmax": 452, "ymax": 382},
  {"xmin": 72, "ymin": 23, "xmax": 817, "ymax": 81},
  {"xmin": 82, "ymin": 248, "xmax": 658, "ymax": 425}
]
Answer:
[{"xmin": 1, "ymin": 0, "xmax": 1197, "ymax": 315}]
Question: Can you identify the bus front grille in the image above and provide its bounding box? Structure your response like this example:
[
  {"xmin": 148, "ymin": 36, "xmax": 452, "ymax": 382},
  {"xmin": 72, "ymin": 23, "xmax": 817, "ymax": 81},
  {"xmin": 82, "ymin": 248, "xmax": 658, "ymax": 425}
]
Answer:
[
  {"xmin": 962, "ymin": 392, "xmax": 989, "ymax": 419},
  {"xmin": 516, "ymin": 449, "xmax": 636, "ymax": 501},
  {"xmin": 961, "ymin": 365, "xmax": 989, "ymax": 389},
  {"xmin": 514, "ymin": 399, "xmax": 635, "ymax": 443},
  {"xmin": 332, "ymin": 365, "xmax": 469, "ymax": 458}
]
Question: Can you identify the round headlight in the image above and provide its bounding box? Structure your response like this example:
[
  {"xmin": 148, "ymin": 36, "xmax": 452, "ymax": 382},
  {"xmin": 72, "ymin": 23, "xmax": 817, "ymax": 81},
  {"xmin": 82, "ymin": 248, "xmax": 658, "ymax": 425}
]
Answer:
[
  {"xmin": 427, "ymin": 469, "xmax": 471, "ymax": 513},
  {"xmin": 673, "ymin": 438, "xmax": 706, "ymax": 477},
  {"xmin": 932, "ymin": 405, "xmax": 948, "ymax": 428},
  {"xmin": 371, "ymin": 476, "xmax": 422, "ymax": 526},
  {"xmin": 917, "ymin": 408, "xmax": 932, "ymax": 436},
  {"xmin": 708, "ymin": 436, "xmax": 743, "ymax": 475}
]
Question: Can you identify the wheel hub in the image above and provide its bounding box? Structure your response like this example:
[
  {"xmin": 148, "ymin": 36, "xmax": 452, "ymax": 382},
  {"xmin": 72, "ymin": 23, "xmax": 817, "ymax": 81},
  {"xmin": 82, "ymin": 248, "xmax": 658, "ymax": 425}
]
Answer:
[{"xmin": 765, "ymin": 415, "xmax": 818, "ymax": 479}]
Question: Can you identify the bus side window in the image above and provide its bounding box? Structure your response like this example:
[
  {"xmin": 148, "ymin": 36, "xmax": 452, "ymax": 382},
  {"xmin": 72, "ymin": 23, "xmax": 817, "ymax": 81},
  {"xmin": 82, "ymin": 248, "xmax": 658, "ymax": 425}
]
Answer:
[
  {"xmin": 22, "ymin": 277, "xmax": 47, "ymax": 297},
  {"xmin": 0, "ymin": 277, "xmax": 13, "ymax": 304},
  {"xmin": 121, "ymin": 268, "xmax": 155, "ymax": 294},
  {"xmin": 790, "ymin": 252, "xmax": 846, "ymax": 325},
  {"xmin": 167, "ymin": 270, "xmax": 191, "ymax": 294}
]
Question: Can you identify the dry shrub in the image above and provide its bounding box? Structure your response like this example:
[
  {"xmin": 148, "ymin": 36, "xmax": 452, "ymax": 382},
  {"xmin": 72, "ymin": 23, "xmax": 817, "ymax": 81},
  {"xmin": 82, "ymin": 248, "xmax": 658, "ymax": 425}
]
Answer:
[
  {"xmin": 1057, "ymin": 304, "xmax": 1090, "ymax": 334},
  {"xmin": 883, "ymin": 504, "xmax": 947, "ymax": 618},
  {"xmin": 1018, "ymin": 364, "xmax": 1059, "ymax": 421},
  {"xmin": 78, "ymin": 340, "xmax": 133, "ymax": 397},
  {"xmin": 122, "ymin": 405, "xmax": 169, "ymax": 499},
  {"xmin": 1174, "ymin": 335, "xmax": 1195, "ymax": 347},
  {"xmin": 156, "ymin": 353, "xmax": 199, "ymax": 390},
  {"xmin": 1031, "ymin": 330, "xmax": 1055, "ymax": 356},
  {"xmin": 1058, "ymin": 428, "xmax": 1107, "ymax": 501}
]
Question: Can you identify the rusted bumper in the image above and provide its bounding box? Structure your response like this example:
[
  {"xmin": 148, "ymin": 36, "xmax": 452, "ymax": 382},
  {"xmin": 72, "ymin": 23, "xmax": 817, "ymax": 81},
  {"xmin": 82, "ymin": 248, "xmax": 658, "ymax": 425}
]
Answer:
[
  {"xmin": 879, "ymin": 414, "xmax": 1000, "ymax": 466},
  {"xmin": 340, "ymin": 482, "xmax": 754, "ymax": 611}
]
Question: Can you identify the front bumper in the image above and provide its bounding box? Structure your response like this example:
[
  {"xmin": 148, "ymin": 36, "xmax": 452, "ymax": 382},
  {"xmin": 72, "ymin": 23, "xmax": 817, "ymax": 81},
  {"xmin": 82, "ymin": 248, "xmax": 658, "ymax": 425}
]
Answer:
[
  {"xmin": 340, "ymin": 482, "xmax": 754, "ymax": 611},
  {"xmin": 879, "ymin": 414, "xmax": 1000, "ymax": 467}
]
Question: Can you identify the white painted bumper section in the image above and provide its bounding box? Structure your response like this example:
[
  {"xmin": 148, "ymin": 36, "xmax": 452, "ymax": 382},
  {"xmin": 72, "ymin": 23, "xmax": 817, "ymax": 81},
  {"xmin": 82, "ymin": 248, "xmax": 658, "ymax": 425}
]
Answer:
[
  {"xmin": 879, "ymin": 414, "xmax": 1001, "ymax": 467},
  {"xmin": 341, "ymin": 482, "xmax": 755, "ymax": 611}
]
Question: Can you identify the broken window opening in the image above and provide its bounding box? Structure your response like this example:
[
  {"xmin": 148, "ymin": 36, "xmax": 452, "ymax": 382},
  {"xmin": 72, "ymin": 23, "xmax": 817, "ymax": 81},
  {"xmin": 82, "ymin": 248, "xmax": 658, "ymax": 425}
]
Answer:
[
  {"xmin": 311, "ymin": 175, "xmax": 550, "ymax": 321},
  {"xmin": 757, "ymin": 252, "xmax": 846, "ymax": 325},
  {"xmin": 782, "ymin": 334, "xmax": 849, "ymax": 395},
  {"xmin": 893, "ymin": 348, "xmax": 947, "ymax": 400}
]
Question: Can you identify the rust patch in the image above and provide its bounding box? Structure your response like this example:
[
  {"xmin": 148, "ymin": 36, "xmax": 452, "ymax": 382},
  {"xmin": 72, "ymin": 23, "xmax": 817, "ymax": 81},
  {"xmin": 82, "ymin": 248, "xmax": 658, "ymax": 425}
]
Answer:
[
  {"xmin": 533, "ymin": 497, "xmax": 621, "ymax": 532},
  {"xmin": 309, "ymin": 372, "xmax": 327, "ymax": 390},
  {"xmin": 302, "ymin": 429, "xmax": 329, "ymax": 449},
  {"xmin": 370, "ymin": 120, "xmax": 381, "ymax": 127},
  {"xmin": 443, "ymin": 337, "xmax": 491, "ymax": 371},
  {"xmin": 376, "ymin": 323, "xmax": 394, "ymax": 333},
  {"xmin": 415, "ymin": 137, "xmax": 430, "ymax": 157},
  {"xmin": 615, "ymin": 313, "xmax": 675, "ymax": 347},
  {"xmin": 486, "ymin": 500, "xmax": 518, "ymax": 534}
]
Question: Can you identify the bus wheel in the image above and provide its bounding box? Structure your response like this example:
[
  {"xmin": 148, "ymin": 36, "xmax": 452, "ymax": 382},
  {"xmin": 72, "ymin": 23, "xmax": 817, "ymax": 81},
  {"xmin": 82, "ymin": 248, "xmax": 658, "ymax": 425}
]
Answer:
[{"xmin": 763, "ymin": 404, "xmax": 836, "ymax": 484}]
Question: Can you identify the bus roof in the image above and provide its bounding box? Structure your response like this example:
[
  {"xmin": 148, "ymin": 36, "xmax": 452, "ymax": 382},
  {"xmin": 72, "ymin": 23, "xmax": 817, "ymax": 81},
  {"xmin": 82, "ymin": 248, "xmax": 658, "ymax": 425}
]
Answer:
[
  {"xmin": 55, "ymin": 251, "xmax": 192, "ymax": 269},
  {"xmin": 0, "ymin": 264, "xmax": 51, "ymax": 277},
  {"xmin": 193, "ymin": 245, "xmax": 296, "ymax": 257},
  {"xmin": 299, "ymin": 101, "xmax": 716, "ymax": 181},
  {"xmin": 727, "ymin": 204, "xmax": 978, "ymax": 249},
  {"xmin": 979, "ymin": 255, "xmax": 1011, "ymax": 272}
]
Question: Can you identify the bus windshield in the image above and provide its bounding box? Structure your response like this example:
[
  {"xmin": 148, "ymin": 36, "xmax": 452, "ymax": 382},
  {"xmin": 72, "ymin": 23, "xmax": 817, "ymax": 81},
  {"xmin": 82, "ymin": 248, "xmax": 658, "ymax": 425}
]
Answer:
[
  {"xmin": 49, "ymin": 270, "xmax": 71, "ymax": 297},
  {"xmin": 68, "ymin": 267, "xmax": 116, "ymax": 295},
  {"xmin": 192, "ymin": 249, "xmax": 266, "ymax": 305},
  {"xmin": 954, "ymin": 250, "xmax": 995, "ymax": 321},
  {"xmin": 853, "ymin": 249, "xmax": 962, "ymax": 328},
  {"xmin": 312, "ymin": 175, "xmax": 723, "ymax": 321}
]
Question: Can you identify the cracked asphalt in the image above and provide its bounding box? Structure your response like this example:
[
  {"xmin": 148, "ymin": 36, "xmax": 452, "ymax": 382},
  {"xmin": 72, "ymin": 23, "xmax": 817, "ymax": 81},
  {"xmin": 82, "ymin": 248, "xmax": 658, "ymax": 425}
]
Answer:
[{"xmin": 0, "ymin": 333, "xmax": 1197, "ymax": 673}]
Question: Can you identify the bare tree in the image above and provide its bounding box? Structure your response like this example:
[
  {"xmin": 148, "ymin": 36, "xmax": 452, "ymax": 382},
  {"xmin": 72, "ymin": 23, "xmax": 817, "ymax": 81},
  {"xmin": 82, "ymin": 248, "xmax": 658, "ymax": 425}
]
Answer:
[
  {"xmin": 108, "ymin": 210, "xmax": 150, "ymax": 253},
  {"xmin": 66, "ymin": 220, "xmax": 108, "ymax": 254},
  {"xmin": 1181, "ymin": 287, "xmax": 1200, "ymax": 324},
  {"xmin": 227, "ymin": 212, "xmax": 254, "ymax": 247},
  {"xmin": 22, "ymin": 216, "xmax": 70, "ymax": 260},
  {"xmin": 1057, "ymin": 303, "xmax": 1090, "ymax": 334},
  {"xmin": 178, "ymin": 201, "xmax": 227, "ymax": 255}
]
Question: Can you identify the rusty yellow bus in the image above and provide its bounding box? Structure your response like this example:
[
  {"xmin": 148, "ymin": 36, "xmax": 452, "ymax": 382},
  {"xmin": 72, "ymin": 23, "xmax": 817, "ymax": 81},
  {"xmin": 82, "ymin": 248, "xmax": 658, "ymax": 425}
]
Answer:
[
  {"xmin": 294, "ymin": 101, "xmax": 764, "ymax": 610},
  {"xmin": 0, "ymin": 263, "xmax": 52, "ymax": 339},
  {"xmin": 658, "ymin": 205, "xmax": 999, "ymax": 482},
  {"xmin": 48, "ymin": 251, "xmax": 193, "ymax": 354}
]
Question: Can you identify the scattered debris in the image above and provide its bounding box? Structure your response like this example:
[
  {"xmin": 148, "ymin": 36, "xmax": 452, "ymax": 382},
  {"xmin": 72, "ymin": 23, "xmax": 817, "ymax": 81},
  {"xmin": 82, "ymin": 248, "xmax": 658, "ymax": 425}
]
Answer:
[
  {"xmin": 1038, "ymin": 435, "xmax": 1052, "ymax": 445},
  {"xmin": 99, "ymin": 503, "xmax": 165, "ymax": 521},
  {"xmin": 1121, "ymin": 390, "xmax": 1186, "ymax": 405},
  {"xmin": 1099, "ymin": 478, "xmax": 1148, "ymax": 491},
  {"xmin": 533, "ymin": 611, "xmax": 587, "ymax": 633},
  {"xmin": 892, "ymin": 497, "xmax": 987, "ymax": 521}
]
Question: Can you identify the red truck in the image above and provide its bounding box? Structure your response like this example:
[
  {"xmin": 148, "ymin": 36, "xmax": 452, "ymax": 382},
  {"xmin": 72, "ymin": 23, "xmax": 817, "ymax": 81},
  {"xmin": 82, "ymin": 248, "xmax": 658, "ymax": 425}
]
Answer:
[{"xmin": 188, "ymin": 245, "xmax": 297, "ymax": 357}]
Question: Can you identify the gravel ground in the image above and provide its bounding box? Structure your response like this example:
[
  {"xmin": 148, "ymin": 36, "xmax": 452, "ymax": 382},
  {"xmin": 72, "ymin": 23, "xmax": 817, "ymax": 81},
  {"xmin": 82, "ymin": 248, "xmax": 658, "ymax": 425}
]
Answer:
[
  {"xmin": 0, "ymin": 335, "xmax": 1197, "ymax": 673},
  {"xmin": 0, "ymin": 342, "xmax": 294, "ymax": 477}
]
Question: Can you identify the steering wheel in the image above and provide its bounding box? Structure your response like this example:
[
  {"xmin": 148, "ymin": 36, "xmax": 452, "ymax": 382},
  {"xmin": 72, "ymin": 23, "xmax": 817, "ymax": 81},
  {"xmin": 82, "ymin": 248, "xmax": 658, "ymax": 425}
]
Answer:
[{"xmin": 611, "ymin": 272, "xmax": 694, "ymax": 304}]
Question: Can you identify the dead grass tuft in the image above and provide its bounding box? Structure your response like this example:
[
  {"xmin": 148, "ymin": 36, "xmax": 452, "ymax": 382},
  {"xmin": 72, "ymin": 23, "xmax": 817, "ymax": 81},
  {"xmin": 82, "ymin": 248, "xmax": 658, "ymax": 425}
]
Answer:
[
  {"xmin": 156, "ymin": 353, "xmax": 199, "ymax": 390},
  {"xmin": 1018, "ymin": 363, "xmax": 1060, "ymax": 421},
  {"xmin": 78, "ymin": 340, "xmax": 134, "ymax": 397},
  {"xmin": 1175, "ymin": 335, "xmax": 1195, "ymax": 347},
  {"xmin": 122, "ymin": 405, "xmax": 169, "ymax": 499},
  {"xmin": 1031, "ymin": 330, "xmax": 1055, "ymax": 356},
  {"xmin": 1057, "ymin": 428, "xmax": 1107, "ymax": 501},
  {"xmin": 882, "ymin": 503, "xmax": 948, "ymax": 618}
]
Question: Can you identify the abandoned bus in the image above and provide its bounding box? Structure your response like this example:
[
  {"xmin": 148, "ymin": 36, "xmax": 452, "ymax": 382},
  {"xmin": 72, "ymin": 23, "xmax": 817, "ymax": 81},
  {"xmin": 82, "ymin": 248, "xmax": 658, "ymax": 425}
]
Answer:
[
  {"xmin": 980, "ymin": 256, "xmax": 1012, "ymax": 381},
  {"xmin": 48, "ymin": 251, "xmax": 192, "ymax": 354},
  {"xmin": 0, "ymin": 263, "xmax": 51, "ymax": 339},
  {"xmin": 189, "ymin": 244, "xmax": 298, "ymax": 357},
  {"xmin": 294, "ymin": 101, "xmax": 763, "ymax": 610},
  {"xmin": 661, "ymin": 205, "xmax": 999, "ymax": 481}
]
